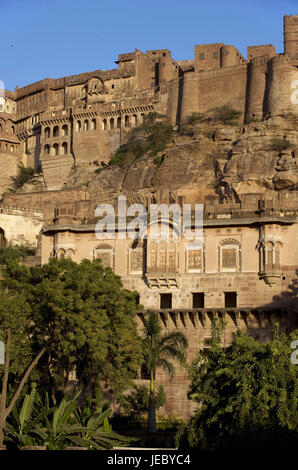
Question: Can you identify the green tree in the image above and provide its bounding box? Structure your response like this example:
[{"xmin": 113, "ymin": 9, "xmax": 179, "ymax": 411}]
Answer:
[
  {"xmin": 1, "ymin": 258, "xmax": 143, "ymax": 400},
  {"xmin": 0, "ymin": 245, "xmax": 36, "ymax": 265},
  {"xmin": 177, "ymin": 325, "xmax": 298, "ymax": 450},
  {"xmin": 0, "ymin": 290, "xmax": 46, "ymax": 446},
  {"xmin": 0, "ymin": 258, "xmax": 143, "ymax": 442},
  {"xmin": 141, "ymin": 310, "xmax": 188, "ymax": 433}
]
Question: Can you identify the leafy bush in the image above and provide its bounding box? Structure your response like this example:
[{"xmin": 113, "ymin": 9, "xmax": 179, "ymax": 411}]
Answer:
[
  {"xmin": 109, "ymin": 114, "xmax": 173, "ymax": 167},
  {"xmin": 211, "ymin": 105, "xmax": 241, "ymax": 125},
  {"xmin": 10, "ymin": 163, "xmax": 36, "ymax": 191},
  {"xmin": 120, "ymin": 384, "xmax": 166, "ymax": 419},
  {"xmin": 0, "ymin": 245, "xmax": 36, "ymax": 265},
  {"xmin": 178, "ymin": 107, "xmax": 241, "ymax": 135},
  {"xmin": 270, "ymin": 138, "xmax": 294, "ymax": 153},
  {"xmin": 156, "ymin": 413, "xmax": 185, "ymax": 431},
  {"xmin": 185, "ymin": 113, "xmax": 205, "ymax": 126},
  {"xmin": 6, "ymin": 389, "xmax": 130, "ymax": 450},
  {"xmin": 176, "ymin": 324, "xmax": 298, "ymax": 450}
]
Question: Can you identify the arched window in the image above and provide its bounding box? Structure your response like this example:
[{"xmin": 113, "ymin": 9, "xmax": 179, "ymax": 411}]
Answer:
[
  {"xmin": 11, "ymin": 125, "xmax": 15, "ymax": 134},
  {"xmin": 57, "ymin": 248, "xmax": 66, "ymax": 259},
  {"xmin": 140, "ymin": 113, "xmax": 145, "ymax": 123},
  {"xmin": 102, "ymin": 119, "xmax": 107, "ymax": 130},
  {"xmin": 83, "ymin": 120, "xmax": 89, "ymax": 131},
  {"xmin": 10, "ymin": 145, "xmax": 14, "ymax": 152},
  {"xmin": 91, "ymin": 119, "xmax": 96, "ymax": 130},
  {"xmin": 62, "ymin": 124, "xmax": 68, "ymax": 136},
  {"xmin": 0, "ymin": 123, "xmax": 2, "ymax": 132},
  {"xmin": 132, "ymin": 114, "xmax": 138, "ymax": 126},
  {"xmin": 75, "ymin": 121, "xmax": 81, "ymax": 132},
  {"xmin": 62, "ymin": 142, "xmax": 68, "ymax": 154},
  {"xmin": 45, "ymin": 127, "xmax": 50, "ymax": 138},
  {"xmin": 110, "ymin": 118, "xmax": 114, "ymax": 130},
  {"xmin": 53, "ymin": 143, "xmax": 59, "ymax": 156},
  {"xmin": 53, "ymin": 126, "xmax": 59, "ymax": 137},
  {"xmin": 125, "ymin": 115, "xmax": 130, "ymax": 127},
  {"xmin": 262, "ymin": 240, "xmax": 282, "ymax": 272},
  {"xmin": 218, "ymin": 239, "xmax": 241, "ymax": 273},
  {"xmin": 274, "ymin": 241, "xmax": 282, "ymax": 270},
  {"xmin": 117, "ymin": 117, "xmax": 121, "ymax": 129},
  {"xmin": 66, "ymin": 248, "xmax": 75, "ymax": 259},
  {"xmin": 145, "ymin": 224, "xmax": 179, "ymax": 274},
  {"xmin": 264, "ymin": 242, "xmax": 274, "ymax": 271},
  {"xmin": 44, "ymin": 144, "xmax": 50, "ymax": 155}
]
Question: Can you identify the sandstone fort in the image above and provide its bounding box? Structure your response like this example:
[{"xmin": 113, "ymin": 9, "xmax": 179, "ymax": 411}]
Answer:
[{"xmin": 0, "ymin": 14, "xmax": 297, "ymax": 417}]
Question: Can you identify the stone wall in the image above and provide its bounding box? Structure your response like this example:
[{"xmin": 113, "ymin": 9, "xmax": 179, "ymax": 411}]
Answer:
[{"xmin": 0, "ymin": 206, "xmax": 43, "ymax": 247}]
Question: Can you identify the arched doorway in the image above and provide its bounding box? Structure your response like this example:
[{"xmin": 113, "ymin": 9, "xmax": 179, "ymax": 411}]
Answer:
[{"xmin": 0, "ymin": 229, "xmax": 6, "ymax": 248}]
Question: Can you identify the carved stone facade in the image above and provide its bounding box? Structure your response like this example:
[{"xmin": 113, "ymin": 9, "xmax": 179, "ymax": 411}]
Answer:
[{"xmin": 41, "ymin": 193, "xmax": 298, "ymax": 417}]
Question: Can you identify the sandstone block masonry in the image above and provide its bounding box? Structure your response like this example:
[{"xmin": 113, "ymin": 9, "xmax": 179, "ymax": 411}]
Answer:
[{"xmin": 0, "ymin": 15, "xmax": 297, "ymax": 196}]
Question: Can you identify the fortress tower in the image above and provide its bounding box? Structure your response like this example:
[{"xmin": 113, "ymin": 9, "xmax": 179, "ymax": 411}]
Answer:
[{"xmin": 284, "ymin": 14, "xmax": 298, "ymax": 58}]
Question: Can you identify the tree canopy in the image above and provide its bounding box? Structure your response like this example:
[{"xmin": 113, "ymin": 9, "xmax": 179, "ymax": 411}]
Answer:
[
  {"xmin": 176, "ymin": 323, "xmax": 298, "ymax": 450},
  {"xmin": 0, "ymin": 258, "xmax": 143, "ymax": 400}
]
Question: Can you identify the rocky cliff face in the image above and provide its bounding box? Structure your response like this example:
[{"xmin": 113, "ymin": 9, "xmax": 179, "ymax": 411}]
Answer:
[
  {"xmin": 8, "ymin": 115, "xmax": 298, "ymax": 209},
  {"xmin": 75, "ymin": 115, "xmax": 298, "ymax": 207}
]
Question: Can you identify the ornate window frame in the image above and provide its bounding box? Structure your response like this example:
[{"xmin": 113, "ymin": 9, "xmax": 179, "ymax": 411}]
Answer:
[
  {"xmin": 129, "ymin": 242, "xmax": 144, "ymax": 275},
  {"xmin": 218, "ymin": 239, "xmax": 241, "ymax": 273},
  {"xmin": 185, "ymin": 242, "xmax": 205, "ymax": 273}
]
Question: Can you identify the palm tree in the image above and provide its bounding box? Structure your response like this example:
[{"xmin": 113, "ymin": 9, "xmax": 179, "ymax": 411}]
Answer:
[{"xmin": 141, "ymin": 310, "xmax": 188, "ymax": 433}]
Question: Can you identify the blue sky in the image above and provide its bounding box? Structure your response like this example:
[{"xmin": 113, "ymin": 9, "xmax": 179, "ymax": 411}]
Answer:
[{"xmin": 0, "ymin": 0, "xmax": 296, "ymax": 91}]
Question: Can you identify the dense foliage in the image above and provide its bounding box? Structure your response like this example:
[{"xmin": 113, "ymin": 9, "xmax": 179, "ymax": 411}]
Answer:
[
  {"xmin": 0, "ymin": 258, "xmax": 143, "ymax": 400},
  {"xmin": 6, "ymin": 386, "xmax": 130, "ymax": 450},
  {"xmin": 119, "ymin": 384, "xmax": 166, "ymax": 419},
  {"xmin": 0, "ymin": 245, "xmax": 35, "ymax": 265},
  {"xmin": 176, "ymin": 324, "xmax": 298, "ymax": 450}
]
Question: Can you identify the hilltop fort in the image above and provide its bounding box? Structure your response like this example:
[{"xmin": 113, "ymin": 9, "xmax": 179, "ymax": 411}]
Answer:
[{"xmin": 0, "ymin": 15, "xmax": 297, "ymax": 417}]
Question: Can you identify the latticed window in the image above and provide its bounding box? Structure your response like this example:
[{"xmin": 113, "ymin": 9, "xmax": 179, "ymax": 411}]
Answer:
[
  {"xmin": 222, "ymin": 248, "xmax": 237, "ymax": 268},
  {"xmin": 94, "ymin": 245, "xmax": 113, "ymax": 268},
  {"xmin": 188, "ymin": 249, "xmax": 202, "ymax": 269},
  {"xmin": 219, "ymin": 239, "xmax": 241, "ymax": 272},
  {"xmin": 130, "ymin": 249, "xmax": 143, "ymax": 272}
]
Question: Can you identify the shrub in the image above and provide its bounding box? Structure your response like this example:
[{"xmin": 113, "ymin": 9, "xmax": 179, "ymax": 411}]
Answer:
[
  {"xmin": 119, "ymin": 384, "xmax": 166, "ymax": 419},
  {"xmin": 109, "ymin": 114, "xmax": 173, "ymax": 167},
  {"xmin": 153, "ymin": 154, "xmax": 165, "ymax": 167},
  {"xmin": 0, "ymin": 245, "xmax": 36, "ymax": 264},
  {"xmin": 10, "ymin": 163, "xmax": 36, "ymax": 191},
  {"xmin": 185, "ymin": 113, "xmax": 205, "ymax": 126},
  {"xmin": 176, "ymin": 324, "xmax": 298, "ymax": 450},
  {"xmin": 211, "ymin": 105, "xmax": 241, "ymax": 125},
  {"xmin": 270, "ymin": 138, "xmax": 294, "ymax": 153}
]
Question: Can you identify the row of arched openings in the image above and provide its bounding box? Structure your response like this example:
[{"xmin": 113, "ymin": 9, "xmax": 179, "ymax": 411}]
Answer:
[
  {"xmin": 75, "ymin": 119, "xmax": 96, "ymax": 132},
  {"xmin": 44, "ymin": 142, "xmax": 68, "ymax": 156},
  {"xmin": 44, "ymin": 125, "xmax": 68, "ymax": 138},
  {"xmin": 102, "ymin": 113, "xmax": 144, "ymax": 131}
]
